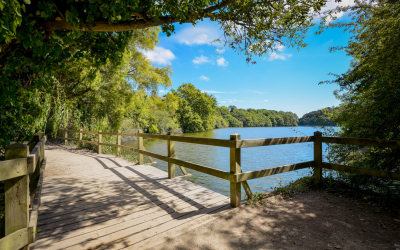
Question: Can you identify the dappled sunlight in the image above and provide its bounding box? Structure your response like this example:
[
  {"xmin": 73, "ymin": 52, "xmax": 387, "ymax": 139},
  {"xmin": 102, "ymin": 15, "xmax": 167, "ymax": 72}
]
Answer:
[
  {"xmin": 32, "ymin": 143, "xmax": 231, "ymax": 249},
  {"xmin": 150, "ymin": 191, "xmax": 400, "ymax": 250}
]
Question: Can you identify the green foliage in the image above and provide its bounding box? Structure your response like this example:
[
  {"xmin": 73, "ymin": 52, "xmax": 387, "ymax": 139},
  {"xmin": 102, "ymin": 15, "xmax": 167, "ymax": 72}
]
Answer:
[
  {"xmin": 1, "ymin": 0, "xmax": 329, "ymax": 152},
  {"xmin": 1, "ymin": 0, "xmax": 326, "ymax": 57},
  {"xmin": 245, "ymin": 192, "xmax": 267, "ymax": 205},
  {"xmin": 174, "ymin": 83, "xmax": 218, "ymax": 133},
  {"xmin": 217, "ymin": 106, "xmax": 243, "ymax": 127},
  {"xmin": 322, "ymin": 0, "xmax": 400, "ymax": 189},
  {"xmin": 218, "ymin": 107, "xmax": 298, "ymax": 128},
  {"xmin": 273, "ymin": 176, "xmax": 313, "ymax": 197},
  {"xmin": 298, "ymin": 107, "xmax": 336, "ymax": 126}
]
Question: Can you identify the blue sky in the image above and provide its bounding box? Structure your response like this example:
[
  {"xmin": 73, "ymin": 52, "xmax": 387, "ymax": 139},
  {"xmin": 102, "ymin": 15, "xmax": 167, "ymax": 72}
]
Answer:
[{"xmin": 143, "ymin": 12, "xmax": 353, "ymax": 117}]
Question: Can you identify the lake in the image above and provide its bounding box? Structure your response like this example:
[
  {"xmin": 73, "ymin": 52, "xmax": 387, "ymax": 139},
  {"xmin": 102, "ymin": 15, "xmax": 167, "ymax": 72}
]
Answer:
[{"xmin": 124, "ymin": 126, "xmax": 330, "ymax": 197}]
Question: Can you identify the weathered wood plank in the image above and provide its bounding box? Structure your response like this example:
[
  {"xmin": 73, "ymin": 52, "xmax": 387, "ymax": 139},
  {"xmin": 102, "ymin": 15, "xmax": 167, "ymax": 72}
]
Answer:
[
  {"xmin": 84, "ymin": 199, "xmax": 230, "ymax": 250},
  {"xmin": 35, "ymin": 194, "xmax": 228, "ymax": 249},
  {"xmin": 322, "ymin": 162, "xmax": 400, "ymax": 180},
  {"xmin": 169, "ymin": 135, "xmax": 233, "ymax": 148},
  {"xmin": 39, "ymin": 173, "xmax": 204, "ymax": 206},
  {"xmin": 131, "ymin": 202, "xmax": 232, "ymax": 250},
  {"xmin": 0, "ymin": 158, "xmax": 27, "ymax": 181},
  {"xmin": 321, "ymin": 136, "xmax": 400, "ymax": 148},
  {"xmin": 242, "ymin": 181, "xmax": 253, "ymax": 199},
  {"xmin": 28, "ymin": 157, "xmax": 47, "ymax": 243},
  {"xmin": 97, "ymin": 130, "xmax": 102, "ymax": 154},
  {"xmin": 136, "ymin": 133, "xmax": 233, "ymax": 147},
  {"xmin": 37, "ymin": 187, "xmax": 210, "ymax": 237},
  {"xmin": 98, "ymin": 131, "xmax": 117, "ymax": 135},
  {"xmin": 117, "ymin": 130, "xmax": 121, "ymax": 155},
  {"xmin": 79, "ymin": 130, "xmax": 99, "ymax": 135},
  {"xmin": 4, "ymin": 144, "xmax": 29, "ymax": 250},
  {"xmin": 69, "ymin": 198, "xmax": 227, "ymax": 250},
  {"xmin": 167, "ymin": 132, "xmax": 175, "ymax": 179},
  {"xmin": 235, "ymin": 161, "xmax": 314, "ymax": 182},
  {"xmin": 99, "ymin": 142, "xmax": 118, "ymax": 147},
  {"xmin": 238, "ymin": 136, "xmax": 314, "ymax": 148},
  {"xmin": 37, "ymin": 188, "xmax": 222, "ymax": 242},
  {"xmin": 31, "ymin": 144, "xmax": 233, "ymax": 250},
  {"xmin": 80, "ymin": 139, "xmax": 98, "ymax": 145},
  {"xmin": 230, "ymin": 134, "xmax": 242, "ymax": 207},
  {"xmin": 27, "ymin": 151, "xmax": 38, "ymax": 174},
  {"xmin": 313, "ymin": 131, "xmax": 323, "ymax": 185},
  {"xmin": 138, "ymin": 134, "xmax": 144, "ymax": 164},
  {"xmin": 38, "ymin": 180, "xmax": 210, "ymax": 227},
  {"xmin": 119, "ymin": 145, "xmax": 232, "ymax": 180},
  {"xmin": 0, "ymin": 228, "xmax": 29, "ymax": 250},
  {"xmin": 65, "ymin": 129, "xmax": 68, "ymax": 144}
]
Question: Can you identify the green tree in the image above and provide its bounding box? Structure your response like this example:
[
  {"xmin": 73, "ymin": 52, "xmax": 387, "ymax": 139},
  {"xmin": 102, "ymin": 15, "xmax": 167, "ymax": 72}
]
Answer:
[
  {"xmin": 323, "ymin": 0, "xmax": 400, "ymax": 185},
  {"xmin": 1, "ymin": 0, "xmax": 329, "ymax": 149},
  {"xmin": 176, "ymin": 99, "xmax": 204, "ymax": 133},
  {"xmin": 174, "ymin": 83, "xmax": 218, "ymax": 132},
  {"xmin": 298, "ymin": 107, "xmax": 336, "ymax": 126}
]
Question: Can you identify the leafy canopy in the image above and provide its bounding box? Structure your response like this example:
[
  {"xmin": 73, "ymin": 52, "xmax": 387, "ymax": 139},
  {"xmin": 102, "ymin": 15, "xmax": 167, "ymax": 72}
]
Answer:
[
  {"xmin": 1, "ymin": 0, "xmax": 327, "ymax": 150},
  {"xmin": 322, "ymin": 0, "xmax": 400, "ymax": 186}
]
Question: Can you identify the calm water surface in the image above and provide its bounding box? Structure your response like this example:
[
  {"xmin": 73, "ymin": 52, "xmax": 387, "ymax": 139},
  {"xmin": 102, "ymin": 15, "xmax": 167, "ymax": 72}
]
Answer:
[{"xmin": 124, "ymin": 127, "xmax": 330, "ymax": 197}]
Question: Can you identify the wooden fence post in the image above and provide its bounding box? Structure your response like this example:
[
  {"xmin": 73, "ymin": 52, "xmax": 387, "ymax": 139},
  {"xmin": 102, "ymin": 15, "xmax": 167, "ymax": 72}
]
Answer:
[
  {"xmin": 167, "ymin": 132, "xmax": 175, "ymax": 179},
  {"xmin": 230, "ymin": 134, "xmax": 241, "ymax": 207},
  {"xmin": 64, "ymin": 129, "xmax": 68, "ymax": 144},
  {"xmin": 313, "ymin": 131, "xmax": 323, "ymax": 185},
  {"xmin": 79, "ymin": 129, "xmax": 83, "ymax": 147},
  {"xmin": 138, "ymin": 131, "xmax": 144, "ymax": 165},
  {"xmin": 117, "ymin": 130, "xmax": 121, "ymax": 156},
  {"xmin": 98, "ymin": 130, "xmax": 102, "ymax": 154},
  {"xmin": 4, "ymin": 144, "xmax": 29, "ymax": 249}
]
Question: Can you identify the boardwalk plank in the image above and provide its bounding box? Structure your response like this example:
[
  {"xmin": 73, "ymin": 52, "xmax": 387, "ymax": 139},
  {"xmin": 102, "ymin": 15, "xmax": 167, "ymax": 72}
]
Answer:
[
  {"xmin": 32, "ymin": 143, "xmax": 232, "ymax": 250},
  {"xmin": 37, "ymin": 186, "xmax": 212, "ymax": 235}
]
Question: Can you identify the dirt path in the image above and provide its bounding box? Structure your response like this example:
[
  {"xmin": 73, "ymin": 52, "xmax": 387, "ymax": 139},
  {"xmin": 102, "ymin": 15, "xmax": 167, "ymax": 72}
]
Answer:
[{"xmin": 152, "ymin": 190, "xmax": 400, "ymax": 250}]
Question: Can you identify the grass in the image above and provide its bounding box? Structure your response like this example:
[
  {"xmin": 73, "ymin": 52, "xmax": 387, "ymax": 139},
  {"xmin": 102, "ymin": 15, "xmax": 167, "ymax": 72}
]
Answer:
[
  {"xmin": 244, "ymin": 176, "xmax": 314, "ymax": 205},
  {"xmin": 243, "ymin": 175, "xmax": 399, "ymax": 213},
  {"xmin": 273, "ymin": 176, "xmax": 314, "ymax": 197},
  {"xmin": 245, "ymin": 192, "xmax": 267, "ymax": 205}
]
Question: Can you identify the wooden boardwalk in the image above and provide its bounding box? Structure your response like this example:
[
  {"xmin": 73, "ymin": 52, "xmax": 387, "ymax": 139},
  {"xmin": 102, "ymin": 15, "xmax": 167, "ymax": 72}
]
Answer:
[{"xmin": 32, "ymin": 143, "xmax": 231, "ymax": 250}]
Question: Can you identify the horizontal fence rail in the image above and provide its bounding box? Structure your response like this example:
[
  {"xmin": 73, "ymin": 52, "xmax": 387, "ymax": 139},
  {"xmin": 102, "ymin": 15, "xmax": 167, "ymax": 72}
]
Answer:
[
  {"xmin": 60, "ymin": 129, "xmax": 400, "ymax": 207},
  {"xmin": 321, "ymin": 136, "xmax": 400, "ymax": 148},
  {"xmin": 238, "ymin": 136, "xmax": 314, "ymax": 148},
  {"xmin": 0, "ymin": 134, "xmax": 47, "ymax": 249}
]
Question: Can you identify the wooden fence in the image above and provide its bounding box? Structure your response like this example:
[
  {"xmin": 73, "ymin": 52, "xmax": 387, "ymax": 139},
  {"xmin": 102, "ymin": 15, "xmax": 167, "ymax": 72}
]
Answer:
[
  {"xmin": 0, "ymin": 134, "xmax": 47, "ymax": 249},
  {"xmin": 61, "ymin": 129, "xmax": 400, "ymax": 207}
]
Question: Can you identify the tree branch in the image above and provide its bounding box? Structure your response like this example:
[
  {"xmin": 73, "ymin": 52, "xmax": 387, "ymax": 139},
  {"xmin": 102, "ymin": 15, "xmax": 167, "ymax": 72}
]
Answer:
[{"xmin": 44, "ymin": 0, "xmax": 232, "ymax": 32}]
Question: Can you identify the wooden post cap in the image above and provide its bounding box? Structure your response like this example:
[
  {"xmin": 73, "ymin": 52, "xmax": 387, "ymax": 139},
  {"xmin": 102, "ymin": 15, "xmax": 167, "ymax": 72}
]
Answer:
[
  {"xmin": 5, "ymin": 143, "xmax": 29, "ymax": 159},
  {"xmin": 230, "ymin": 134, "xmax": 241, "ymax": 140}
]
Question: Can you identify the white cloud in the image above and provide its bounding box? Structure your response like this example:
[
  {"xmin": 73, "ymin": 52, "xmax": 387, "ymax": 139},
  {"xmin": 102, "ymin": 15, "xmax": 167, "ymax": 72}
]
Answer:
[
  {"xmin": 175, "ymin": 24, "xmax": 221, "ymax": 45},
  {"xmin": 200, "ymin": 75, "xmax": 210, "ymax": 81},
  {"xmin": 319, "ymin": 0, "xmax": 355, "ymax": 22},
  {"xmin": 216, "ymin": 57, "xmax": 228, "ymax": 67},
  {"xmin": 193, "ymin": 55, "xmax": 210, "ymax": 64},
  {"xmin": 203, "ymin": 90, "xmax": 224, "ymax": 94},
  {"xmin": 267, "ymin": 45, "xmax": 292, "ymax": 61},
  {"xmin": 269, "ymin": 52, "xmax": 289, "ymax": 61},
  {"xmin": 219, "ymin": 98, "xmax": 244, "ymax": 104},
  {"xmin": 142, "ymin": 46, "xmax": 175, "ymax": 65},
  {"xmin": 202, "ymin": 90, "xmax": 239, "ymax": 94},
  {"xmin": 263, "ymin": 99, "xmax": 269, "ymax": 103},
  {"xmin": 248, "ymin": 90, "xmax": 264, "ymax": 95},
  {"xmin": 216, "ymin": 47, "xmax": 226, "ymax": 54}
]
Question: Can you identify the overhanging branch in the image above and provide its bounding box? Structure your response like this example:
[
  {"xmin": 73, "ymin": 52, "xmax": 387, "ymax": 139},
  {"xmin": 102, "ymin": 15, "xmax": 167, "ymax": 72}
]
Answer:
[
  {"xmin": 44, "ymin": 0, "xmax": 232, "ymax": 32},
  {"xmin": 44, "ymin": 17, "xmax": 180, "ymax": 32}
]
